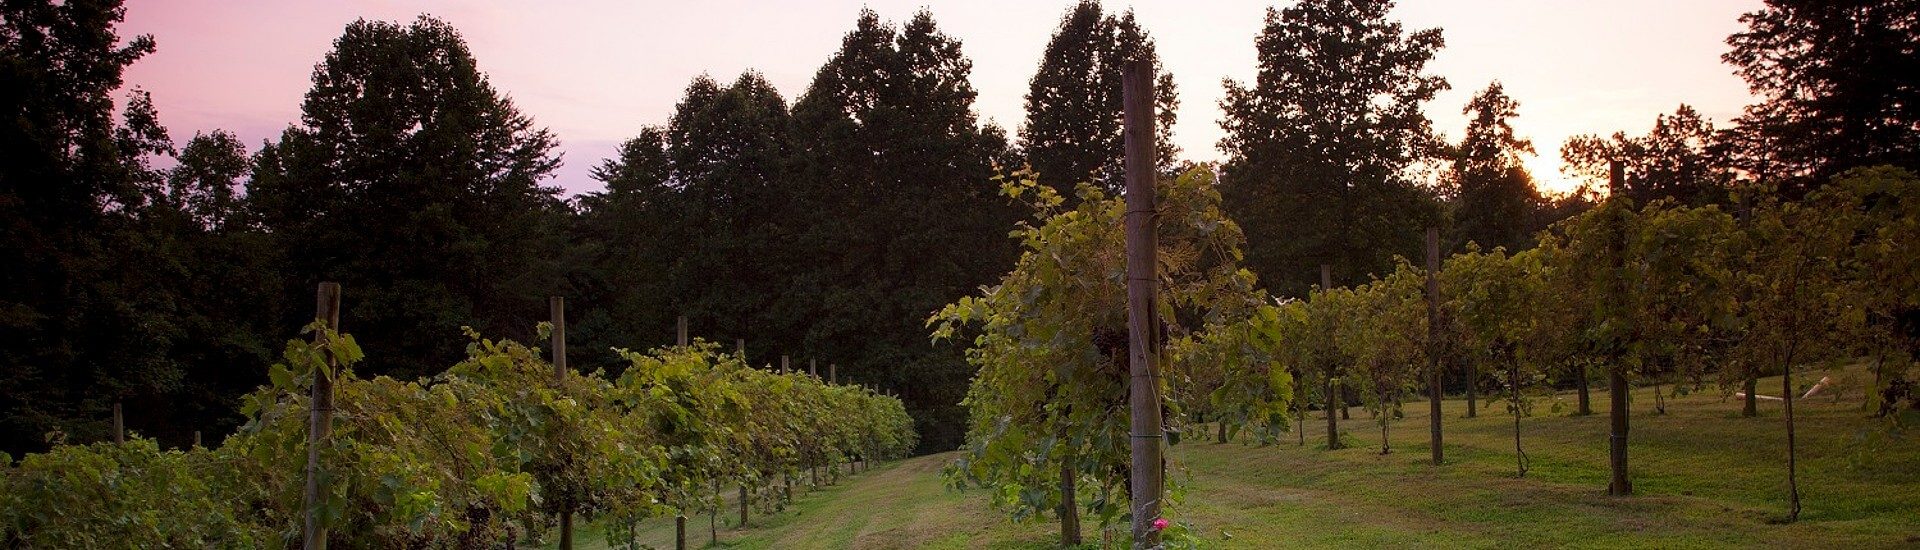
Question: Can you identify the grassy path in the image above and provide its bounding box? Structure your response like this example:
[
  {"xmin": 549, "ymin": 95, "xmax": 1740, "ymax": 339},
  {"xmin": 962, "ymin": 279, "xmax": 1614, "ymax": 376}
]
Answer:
[{"xmin": 563, "ymin": 366, "xmax": 1919, "ymax": 548}]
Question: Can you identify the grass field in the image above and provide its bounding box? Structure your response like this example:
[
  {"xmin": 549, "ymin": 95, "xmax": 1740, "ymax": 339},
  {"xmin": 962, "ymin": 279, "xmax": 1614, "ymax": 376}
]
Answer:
[{"xmin": 556, "ymin": 365, "xmax": 1920, "ymax": 549}]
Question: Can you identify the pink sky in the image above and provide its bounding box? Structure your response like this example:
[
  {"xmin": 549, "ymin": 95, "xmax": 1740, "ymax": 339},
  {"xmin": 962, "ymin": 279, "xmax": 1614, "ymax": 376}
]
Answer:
[{"xmin": 119, "ymin": 0, "xmax": 1761, "ymax": 196}]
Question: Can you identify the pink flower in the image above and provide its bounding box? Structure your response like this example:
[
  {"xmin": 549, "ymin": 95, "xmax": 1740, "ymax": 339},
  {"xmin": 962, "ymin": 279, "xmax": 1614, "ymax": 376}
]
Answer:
[{"xmin": 1152, "ymin": 517, "xmax": 1169, "ymax": 531}]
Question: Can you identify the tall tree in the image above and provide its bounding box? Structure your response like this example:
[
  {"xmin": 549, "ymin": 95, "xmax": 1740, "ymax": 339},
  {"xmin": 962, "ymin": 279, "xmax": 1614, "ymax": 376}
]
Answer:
[
  {"xmin": 1450, "ymin": 82, "xmax": 1544, "ymax": 252},
  {"xmin": 0, "ymin": 0, "xmax": 180, "ymax": 453},
  {"xmin": 247, "ymin": 16, "xmax": 564, "ymax": 379},
  {"xmin": 786, "ymin": 9, "xmax": 1018, "ymax": 452},
  {"xmin": 1020, "ymin": 0, "xmax": 1178, "ymax": 198},
  {"xmin": 1218, "ymin": 0, "xmax": 1447, "ymax": 297},
  {"xmin": 1721, "ymin": 0, "xmax": 1920, "ymax": 186},
  {"xmin": 577, "ymin": 73, "xmax": 795, "ymax": 374}
]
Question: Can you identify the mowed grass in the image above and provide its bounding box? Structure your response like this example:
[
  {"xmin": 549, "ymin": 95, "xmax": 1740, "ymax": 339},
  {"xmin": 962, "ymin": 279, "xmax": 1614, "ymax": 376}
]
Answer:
[{"xmin": 556, "ymin": 364, "xmax": 1920, "ymax": 548}]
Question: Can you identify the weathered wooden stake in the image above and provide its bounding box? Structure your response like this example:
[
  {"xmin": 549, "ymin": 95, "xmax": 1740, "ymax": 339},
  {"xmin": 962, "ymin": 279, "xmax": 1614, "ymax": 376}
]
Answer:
[
  {"xmin": 830, "ymin": 363, "xmax": 837, "ymax": 385},
  {"xmin": 1606, "ymin": 160, "xmax": 1634, "ymax": 497},
  {"xmin": 1121, "ymin": 58, "xmax": 1164, "ymax": 549},
  {"xmin": 112, "ymin": 402, "xmax": 124, "ymax": 444},
  {"xmin": 675, "ymin": 515, "xmax": 686, "ymax": 550},
  {"xmin": 1425, "ymin": 227, "xmax": 1444, "ymax": 466},
  {"xmin": 677, "ymin": 316, "xmax": 688, "ymax": 347},
  {"xmin": 551, "ymin": 296, "xmax": 575, "ymax": 550},
  {"xmin": 193, "ymin": 430, "xmax": 202, "ymax": 448},
  {"xmin": 303, "ymin": 281, "xmax": 342, "ymax": 550},
  {"xmin": 782, "ymin": 355, "xmax": 790, "ymax": 374},
  {"xmin": 809, "ymin": 358, "xmax": 817, "ymax": 379},
  {"xmin": 739, "ymin": 484, "xmax": 749, "ymax": 527}
]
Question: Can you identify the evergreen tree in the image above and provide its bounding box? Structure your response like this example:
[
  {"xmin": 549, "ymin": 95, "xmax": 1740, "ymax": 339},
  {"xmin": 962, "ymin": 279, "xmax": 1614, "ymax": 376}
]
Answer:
[
  {"xmin": 247, "ymin": 16, "xmax": 565, "ymax": 379},
  {"xmin": 577, "ymin": 73, "xmax": 795, "ymax": 373},
  {"xmin": 1020, "ymin": 0, "xmax": 1178, "ymax": 198},
  {"xmin": 1721, "ymin": 0, "xmax": 1920, "ymax": 186},
  {"xmin": 786, "ymin": 9, "xmax": 1017, "ymax": 451},
  {"xmin": 1450, "ymin": 82, "xmax": 1544, "ymax": 251},
  {"xmin": 1218, "ymin": 0, "xmax": 1447, "ymax": 297}
]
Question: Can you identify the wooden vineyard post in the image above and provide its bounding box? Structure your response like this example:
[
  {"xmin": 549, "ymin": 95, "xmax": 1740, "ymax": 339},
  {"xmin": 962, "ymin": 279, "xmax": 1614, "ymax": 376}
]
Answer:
[
  {"xmin": 193, "ymin": 430, "xmax": 202, "ymax": 448},
  {"xmin": 675, "ymin": 317, "xmax": 688, "ymax": 549},
  {"xmin": 551, "ymin": 297, "xmax": 575, "ymax": 550},
  {"xmin": 739, "ymin": 484, "xmax": 749, "ymax": 527},
  {"xmin": 810, "ymin": 358, "xmax": 817, "ymax": 379},
  {"xmin": 782, "ymin": 355, "xmax": 789, "ymax": 374},
  {"xmin": 737, "ymin": 338, "xmax": 746, "ymax": 359},
  {"xmin": 304, "ymin": 281, "xmax": 342, "ymax": 550},
  {"xmin": 112, "ymin": 402, "xmax": 123, "ymax": 444},
  {"xmin": 1121, "ymin": 58, "xmax": 1164, "ymax": 549},
  {"xmin": 830, "ymin": 363, "xmax": 837, "ymax": 385},
  {"xmin": 1426, "ymin": 227, "xmax": 1444, "ymax": 465},
  {"xmin": 1606, "ymin": 160, "xmax": 1634, "ymax": 497},
  {"xmin": 1322, "ymin": 264, "xmax": 1342, "ymax": 450}
]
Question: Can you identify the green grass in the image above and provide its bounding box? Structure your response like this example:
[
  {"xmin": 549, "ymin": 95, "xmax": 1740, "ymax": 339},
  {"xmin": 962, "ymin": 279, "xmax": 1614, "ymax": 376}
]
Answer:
[{"xmin": 554, "ymin": 365, "xmax": 1920, "ymax": 548}]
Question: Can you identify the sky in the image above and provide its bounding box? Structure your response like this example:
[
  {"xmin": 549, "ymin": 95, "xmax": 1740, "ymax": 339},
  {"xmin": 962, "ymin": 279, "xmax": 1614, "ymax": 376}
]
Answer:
[{"xmin": 118, "ymin": 0, "xmax": 1763, "ymax": 197}]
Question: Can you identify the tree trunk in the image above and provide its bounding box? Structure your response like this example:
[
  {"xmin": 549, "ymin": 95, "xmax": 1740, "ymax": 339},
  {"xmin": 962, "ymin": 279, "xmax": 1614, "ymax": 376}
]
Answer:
[
  {"xmin": 1325, "ymin": 372, "xmax": 1342, "ymax": 450},
  {"xmin": 1216, "ymin": 418, "xmax": 1228, "ymax": 444},
  {"xmin": 1607, "ymin": 362, "xmax": 1632, "ymax": 496},
  {"xmin": 1653, "ymin": 377, "xmax": 1666, "ymax": 415},
  {"xmin": 1380, "ymin": 416, "xmax": 1391, "ymax": 455},
  {"xmin": 1512, "ymin": 362, "xmax": 1528, "ymax": 478},
  {"xmin": 1783, "ymin": 353, "xmax": 1801, "ymax": 522},
  {"xmin": 739, "ymin": 484, "xmax": 749, "ymax": 528},
  {"xmin": 1466, "ymin": 362, "xmax": 1478, "ymax": 418},
  {"xmin": 559, "ymin": 508, "xmax": 574, "ymax": 550},
  {"xmin": 1295, "ymin": 368, "xmax": 1307, "ymax": 447},
  {"xmin": 1575, "ymin": 361, "xmax": 1592, "ymax": 416}
]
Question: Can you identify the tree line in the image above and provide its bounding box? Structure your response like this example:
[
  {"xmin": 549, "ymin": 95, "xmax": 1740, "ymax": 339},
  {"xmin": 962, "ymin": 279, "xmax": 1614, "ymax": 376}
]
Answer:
[{"xmin": 3, "ymin": 0, "xmax": 1916, "ymax": 462}]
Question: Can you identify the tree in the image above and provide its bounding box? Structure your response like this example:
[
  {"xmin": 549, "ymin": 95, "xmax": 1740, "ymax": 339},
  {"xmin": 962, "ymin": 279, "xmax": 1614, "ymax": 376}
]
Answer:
[
  {"xmin": 1021, "ymin": 0, "xmax": 1178, "ymax": 198},
  {"xmin": 786, "ymin": 9, "xmax": 1019, "ymax": 452},
  {"xmin": 933, "ymin": 168, "xmax": 1266, "ymax": 544},
  {"xmin": 1337, "ymin": 263, "xmax": 1426, "ymax": 455},
  {"xmin": 1726, "ymin": 177, "xmax": 1864, "ymax": 522},
  {"xmin": 0, "ymin": 0, "xmax": 203, "ymax": 453},
  {"xmin": 1218, "ymin": 0, "xmax": 1447, "ymax": 298},
  {"xmin": 247, "ymin": 16, "xmax": 565, "ymax": 380},
  {"xmin": 1563, "ymin": 105, "xmax": 1729, "ymax": 205},
  {"xmin": 1450, "ymin": 82, "xmax": 1544, "ymax": 252},
  {"xmin": 1721, "ymin": 0, "xmax": 1920, "ymax": 186}
]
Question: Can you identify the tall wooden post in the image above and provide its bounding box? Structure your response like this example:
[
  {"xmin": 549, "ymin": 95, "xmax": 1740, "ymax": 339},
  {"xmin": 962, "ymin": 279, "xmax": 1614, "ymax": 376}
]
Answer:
[
  {"xmin": 677, "ymin": 316, "xmax": 689, "ymax": 347},
  {"xmin": 781, "ymin": 355, "xmax": 789, "ymax": 374},
  {"xmin": 551, "ymin": 297, "xmax": 575, "ymax": 549},
  {"xmin": 830, "ymin": 363, "xmax": 837, "ymax": 385},
  {"xmin": 675, "ymin": 515, "xmax": 686, "ymax": 550},
  {"xmin": 810, "ymin": 358, "xmax": 817, "ymax": 379},
  {"xmin": 1322, "ymin": 264, "xmax": 1342, "ymax": 450},
  {"xmin": 1121, "ymin": 58, "xmax": 1164, "ymax": 549},
  {"xmin": 739, "ymin": 484, "xmax": 749, "ymax": 527},
  {"xmin": 193, "ymin": 430, "xmax": 202, "ymax": 448},
  {"xmin": 1606, "ymin": 160, "xmax": 1634, "ymax": 496},
  {"xmin": 304, "ymin": 281, "xmax": 342, "ymax": 550},
  {"xmin": 1425, "ymin": 228, "xmax": 1444, "ymax": 465},
  {"xmin": 112, "ymin": 402, "xmax": 124, "ymax": 444},
  {"xmin": 737, "ymin": 338, "xmax": 746, "ymax": 359}
]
